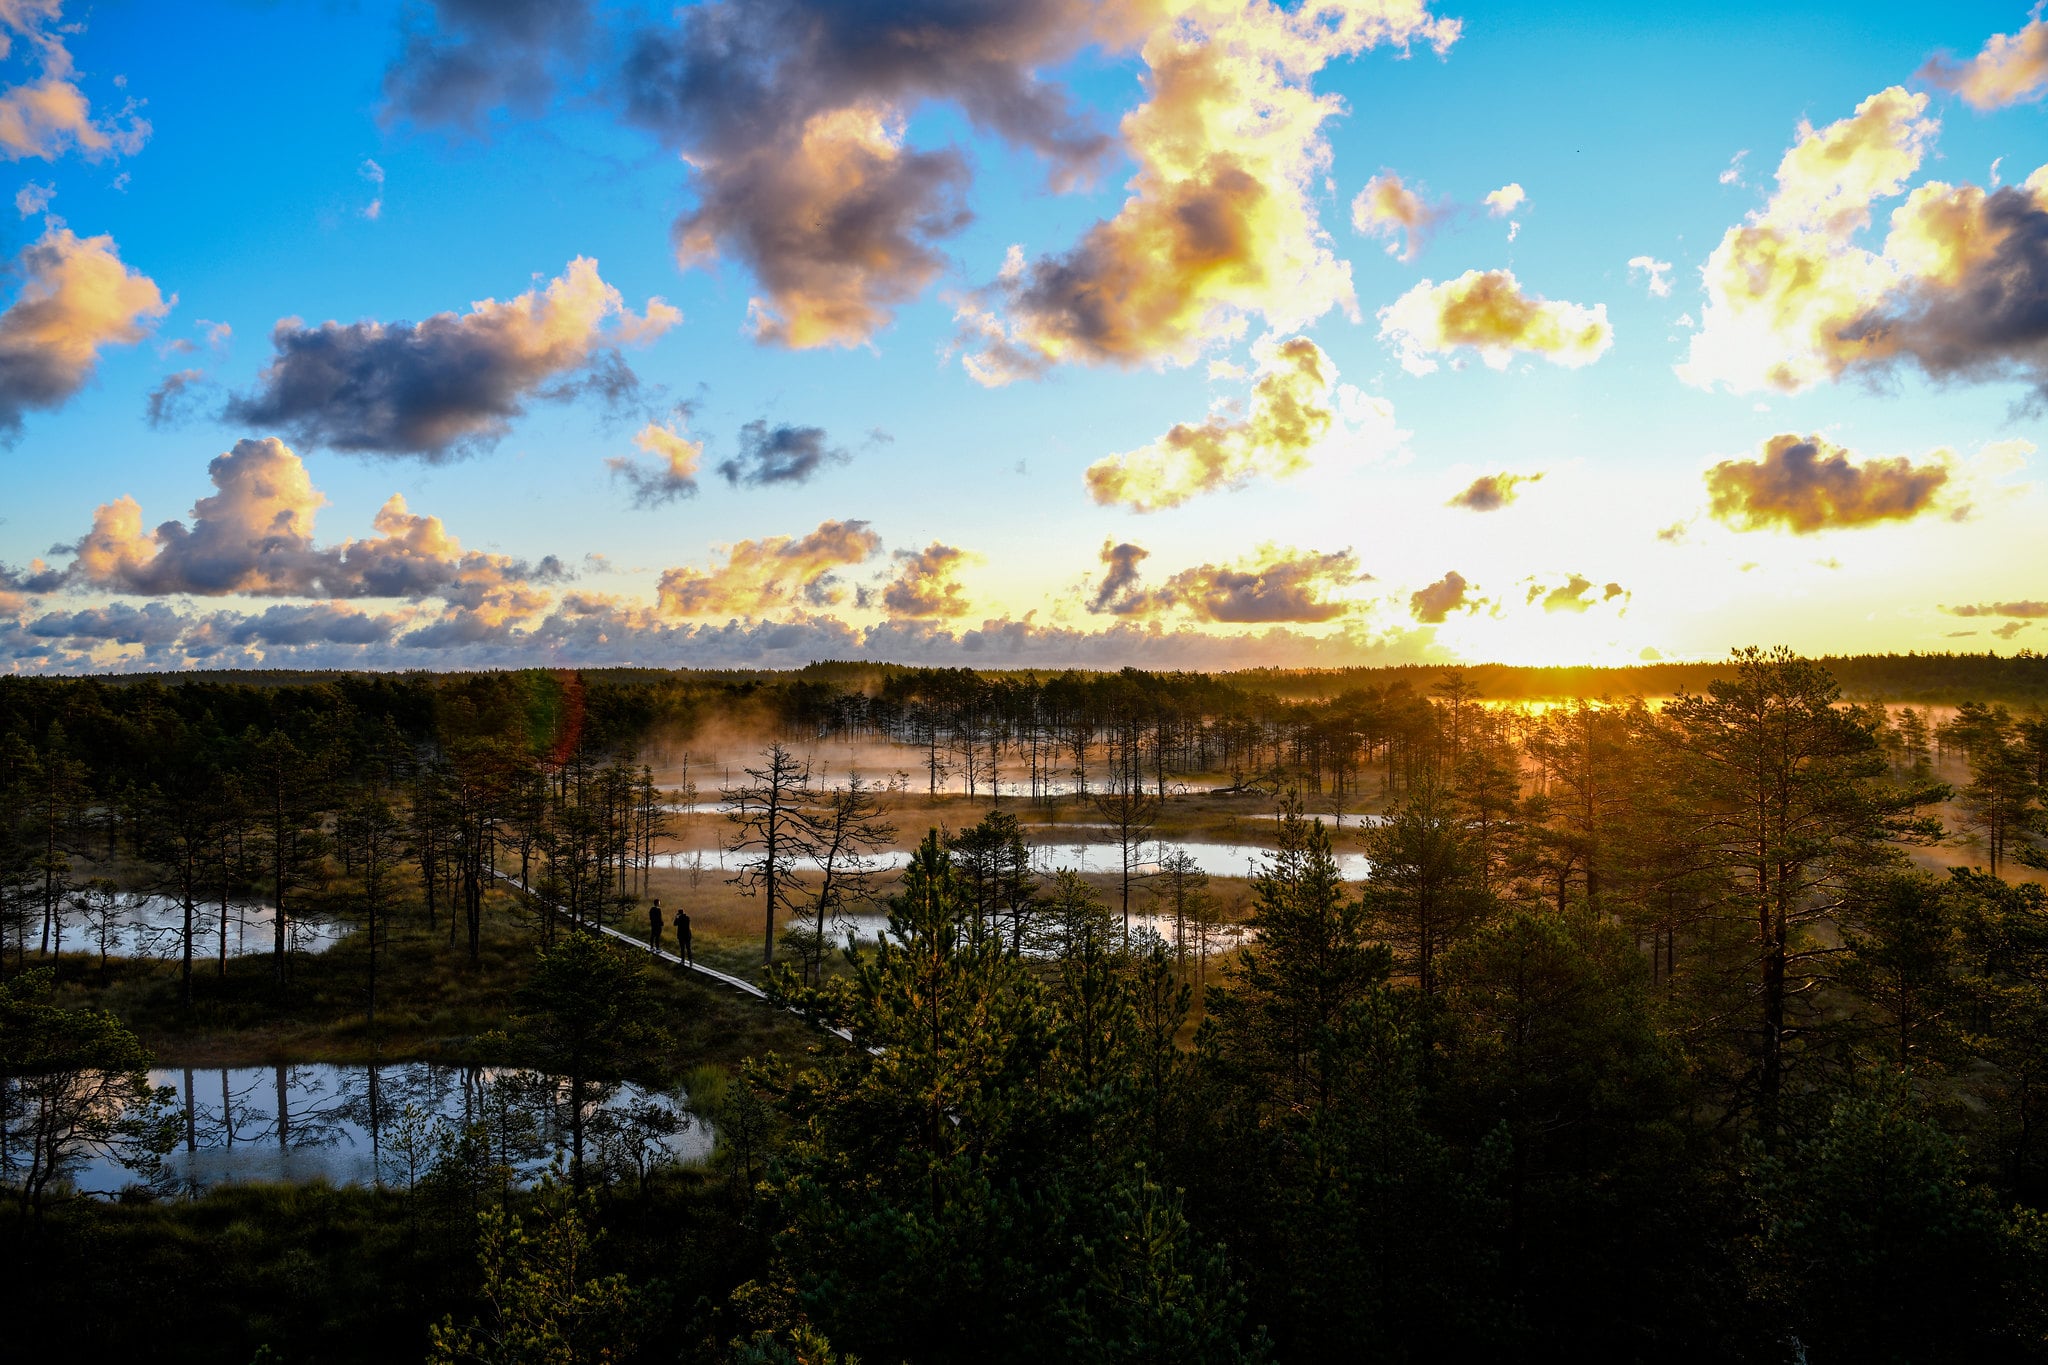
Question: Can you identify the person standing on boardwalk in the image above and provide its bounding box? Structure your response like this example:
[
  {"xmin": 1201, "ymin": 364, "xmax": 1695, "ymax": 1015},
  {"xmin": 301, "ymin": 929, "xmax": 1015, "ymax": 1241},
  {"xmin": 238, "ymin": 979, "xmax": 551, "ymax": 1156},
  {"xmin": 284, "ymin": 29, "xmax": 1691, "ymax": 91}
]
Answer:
[
  {"xmin": 648, "ymin": 899, "xmax": 664, "ymax": 954},
  {"xmin": 676, "ymin": 909, "xmax": 692, "ymax": 964}
]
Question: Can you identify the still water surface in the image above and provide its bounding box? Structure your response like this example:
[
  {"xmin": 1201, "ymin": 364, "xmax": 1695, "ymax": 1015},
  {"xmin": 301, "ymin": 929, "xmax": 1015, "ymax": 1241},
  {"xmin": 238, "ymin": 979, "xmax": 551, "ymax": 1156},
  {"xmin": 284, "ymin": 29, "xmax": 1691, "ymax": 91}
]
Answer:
[
  {"xmin": 55, "ymin": 1061, "xmax": 706, "ymax": 1196},
  {"xmin": 655, "ymin": 840, "xmax": 1368, "ymax": 881},
  {"xmin": 31, "ymin": 893, "xmax": 349, "ymax": 959}
]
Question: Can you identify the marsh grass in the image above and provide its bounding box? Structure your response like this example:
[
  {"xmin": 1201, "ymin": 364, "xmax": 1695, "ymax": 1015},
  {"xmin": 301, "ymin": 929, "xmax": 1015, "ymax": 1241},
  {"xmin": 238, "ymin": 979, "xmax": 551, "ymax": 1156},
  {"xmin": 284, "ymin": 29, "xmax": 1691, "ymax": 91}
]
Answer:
[{"xmin": 22, "ymin": 880, "xmax": 826, "ymax": 1075}]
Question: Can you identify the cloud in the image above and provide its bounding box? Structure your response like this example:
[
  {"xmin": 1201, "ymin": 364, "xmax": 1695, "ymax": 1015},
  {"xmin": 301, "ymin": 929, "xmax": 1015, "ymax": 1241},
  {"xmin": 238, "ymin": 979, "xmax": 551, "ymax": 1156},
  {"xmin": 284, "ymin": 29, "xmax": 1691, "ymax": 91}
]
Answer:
[
  {"xmin": 1943, "ymin": 600, "xmax": 2048, "ymax": 618},
  {"xmin": 382, "ymin": 0, "xmax": 593, "ymax": 132},
  {"xmin": 1084, "ymin": 333, "xmax": 1337, "ymax": 511},
  {"xmin": 1534, "ymin": 574, "xmax": 1626, "ymax": 613},
  {"xmin": 13, "ymin": 178, "xmax": 49, "ymax": 215},
  {"xmin": 679, "ymin": 107, "xmax": 970, "ymax": 349},
  {"xmin": 1921, "ymin": 16, "xmax": 2048, "ymax": 110},
  {"xmin": 1352, "ymin": 175, "xmax": 1525, "ymax": 259},
  {"xmin": 718, "ymin": 419, "xmax": 848, "ymax": 487},
  {"xmin": 197, "ymin": 603, "xmax": 398, "ymax": 649},
  {"xmin": 2, "ymin": 585, "xmax": 1456, "ymax": 675},
  {"xmin": 14, "ymin": 604, "xmax": 945, "ymax": 671},
  {"xmin": 1672, "ymin": 87, "xmax": 2048, "ymax": 399},
  {"xmin": 1489, "ymin": 183, "xmax": 1526, "ymax": 240},
  {"xmin": 1448, "ymin": 470, "xmax": 1541, "ymax": 511},
  {"xmin": 607, "ymin": 417, "xmax": 703, "ymax": 507},
  {"xmin": 882, "ymin": 542, "xmax": 974, "ymax": 619},
  {"xmin": 956, "ymin": 0, "xmax": 1460, "ymax": 383},
  {"xmin": 1628, "ymin": 255, "xmax": 1672, "ymax": 298},
  {"xmin": 1704, "ymin": 432, "xmax": 1953, "ymax": 533},
  {"xmin": 1351, "ymin": 171, "xmax": 1449, "ymax": 261},
  {"xmin": 144, "ymin": 368, "xmax": 208, "ymax": 428},
  {"xmin": 1086, "ymin": 541, "xmax": 1365, "ymax": 624},
  {"xmin": 359, "ymin": 158, "xmax": 384, "ymax": 220},
  {"xmin": 1379, "ymin": 268, "xmax": 1612, "ymax": 375},
  {"xmin": 1720, "ymin": 150, "xmax": 1749, "ymax": 187},
  {"xmin": 655, "ymin": 519, "xmax": 881, "ymax": 618},
  {"xmin": 1680, "ymin": 89, "xmax": 1935, "ymax": 394},
  {"xmin": 0, "ymin": 1, "xmax": 149, "ymax": 163},
  {"xmin": 1409, "ymin": 569, "xmax": 1471, "ymax": 623},
  {"xmin": 1088, "ymin": 539, "xmax": 1150, "ymax": 614},
  {"xmin": 225, "ymin": 256, "xmax": 678, "ymax": 458},
  {"xmin": 26, "ymin": 601, "xmax": 187, "ymax": 648},
  {"xmin": 35, "ymin": 437, "xmax": 560, "ymax": 621},
  {"xmin": 1484, "ymin": 183, "xmax": 1525, "ymax": 216},
  {"xmin": 619, "ymin": 0, "xmax": 1129, "ymax": 349},
  {"xmin": 1161, "ymin": 545, "xmax": 1365, "ymax": 624},
  {"xmin": 0, "ymin": 221, "xmax": 168, "ymax": 439},
  {"xmin": 1844, "ymin": 170, "xmax": 2048, "ymax": 395}
]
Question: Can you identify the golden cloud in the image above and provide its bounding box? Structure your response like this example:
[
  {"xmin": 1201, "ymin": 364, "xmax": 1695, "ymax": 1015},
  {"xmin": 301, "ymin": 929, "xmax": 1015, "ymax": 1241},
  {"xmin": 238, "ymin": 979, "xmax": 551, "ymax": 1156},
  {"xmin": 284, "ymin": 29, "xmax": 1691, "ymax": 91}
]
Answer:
[
  {"xmin": 1087, "ymin": 538, "xmax": 1365, "ymax": 624},
  {"xmin": 1379, "ymin": 268, "xmax": 1611, "ymax": 375},
  {"xmin": 50, "ymin": 437, "xmax": 562, "ymax": 621},
  {"xmin": 1680, "ymin": 88, "xmax": 1934, "ymax": 393},
  {"xmin": 0, "ymin": 220, "xmax": 168, "ymax": 437},
  {"xmin": 1532, "ymin": 574, "xmax": 1626, "ymax": 613},
  {"xmin": 1483, "ymin": 183, "xmax": 1525, "ymax": 216},
  {"xmin": 1084, "ymin": 333, "xmax": 1335, "ymax": 511},
  {"xmin": 1704, "ymin": 433, "xmax": 1952, "ymax": 533},
  {"xmin": 1409, "ymin": 569, "xmax": 1470, "ymax": 623},
  {"xmin": 881, "ymin": 542, "xmax": 975, "ymax": 619},
  {"xmin": 656, "ymin": 519, "xmax": 881, "ymax": 619},
  {"xmin": 0, "ymin": 2, "xmax": 149, "ymax": 163},
  {"xmin": 1672, "ymin": 87, "xmax": 2048, "ymax": 398},
  {"xmin": 959, "ymin": 0, "xmax": 1459, "ymax": 384},
  {"xmin": 1944, "ymin": 600, "xmax": 2048, "ymax": 618},
  {"xmin": 1167, "ymin": 545, "xmax": 1364, "ymax": 623},
  {"xmin": 608, "ymin": 418, "xmax": 703, "ymax": 507},
  {"xmin": 1921, "ymin": 17, "xmax": 2048, "ymax": 110},
  {"xmin": 676, "ymin": 105, "xmax": 968, "ymax": 350},
  {"xmin": 1448, "ymin": 470, "xmax": 1541, "ymax": 511},
  {"xmin": 1351, "ymin": 171, "xmax": 1446, "ymax": 261}
]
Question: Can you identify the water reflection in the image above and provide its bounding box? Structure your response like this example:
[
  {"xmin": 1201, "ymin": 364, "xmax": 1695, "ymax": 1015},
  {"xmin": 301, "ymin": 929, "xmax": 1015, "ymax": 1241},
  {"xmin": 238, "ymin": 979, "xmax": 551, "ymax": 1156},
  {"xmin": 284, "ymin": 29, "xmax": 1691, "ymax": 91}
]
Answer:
[
  {"xmin": 815, "ymin": 910, "xmax": 1253, "ymax": 957},
  {"xmin": 655, "ymin": 839, "xmax": 1367, "ymax": 881},
  {"xmin": 53, "ymin": 1061, "xmax": 708, "ymax": 1196},
  {"xmin": 31, "ymin": 893, "xmax": 348, "ymax": 959}
]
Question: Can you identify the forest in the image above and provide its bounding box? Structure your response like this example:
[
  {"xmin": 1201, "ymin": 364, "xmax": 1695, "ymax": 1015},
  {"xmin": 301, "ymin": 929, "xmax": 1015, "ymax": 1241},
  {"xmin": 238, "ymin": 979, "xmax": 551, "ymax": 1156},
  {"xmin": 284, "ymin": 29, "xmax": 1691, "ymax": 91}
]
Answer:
[{"xmin": 4, "ymin": 647, "xmax": 2048, "ymax": 1363}]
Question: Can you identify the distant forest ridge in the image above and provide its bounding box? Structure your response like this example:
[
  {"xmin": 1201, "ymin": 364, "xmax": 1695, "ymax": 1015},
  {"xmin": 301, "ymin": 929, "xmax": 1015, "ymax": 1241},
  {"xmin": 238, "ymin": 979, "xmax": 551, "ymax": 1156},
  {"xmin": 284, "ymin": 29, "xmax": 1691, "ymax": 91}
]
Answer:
[{"xmin": 63, "ymin": 650, "xmax": 2048, "ymax": 706}]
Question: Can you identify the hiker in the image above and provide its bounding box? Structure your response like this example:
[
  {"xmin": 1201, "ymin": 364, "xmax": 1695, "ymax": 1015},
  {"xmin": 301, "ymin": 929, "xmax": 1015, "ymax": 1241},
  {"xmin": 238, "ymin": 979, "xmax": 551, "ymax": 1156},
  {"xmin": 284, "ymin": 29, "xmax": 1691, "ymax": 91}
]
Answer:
[
  {"xmin": 676, "ymin": 909, "xmax": 692, "ymax": 964},
  {"xmin": 648, "ymin": 900, "xmax": 664, "ymax": 954}
]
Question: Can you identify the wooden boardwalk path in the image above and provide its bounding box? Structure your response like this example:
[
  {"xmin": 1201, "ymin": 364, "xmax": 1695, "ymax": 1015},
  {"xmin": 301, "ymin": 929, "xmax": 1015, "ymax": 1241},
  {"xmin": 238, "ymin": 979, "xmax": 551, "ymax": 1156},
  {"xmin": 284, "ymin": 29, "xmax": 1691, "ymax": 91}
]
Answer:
[{"xmin": 491, "ymin": 868, "xmax": 854, "ymax": 1043}]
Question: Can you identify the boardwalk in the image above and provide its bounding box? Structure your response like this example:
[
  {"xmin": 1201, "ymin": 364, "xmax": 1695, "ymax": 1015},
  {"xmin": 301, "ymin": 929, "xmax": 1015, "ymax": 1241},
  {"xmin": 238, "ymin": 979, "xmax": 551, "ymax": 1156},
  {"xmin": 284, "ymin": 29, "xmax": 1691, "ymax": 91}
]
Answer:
[{"xmin": 490, "ymin": 868, "xmax": 854, "ymax": 1044}]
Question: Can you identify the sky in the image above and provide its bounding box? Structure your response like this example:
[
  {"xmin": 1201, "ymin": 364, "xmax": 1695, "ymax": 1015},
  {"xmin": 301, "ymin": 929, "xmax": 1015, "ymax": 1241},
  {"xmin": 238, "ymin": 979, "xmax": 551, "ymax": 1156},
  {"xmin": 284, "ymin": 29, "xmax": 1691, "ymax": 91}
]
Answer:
[{"xmin": 1, "ymin": 0, "xmax": 2046, "ymax": 674}]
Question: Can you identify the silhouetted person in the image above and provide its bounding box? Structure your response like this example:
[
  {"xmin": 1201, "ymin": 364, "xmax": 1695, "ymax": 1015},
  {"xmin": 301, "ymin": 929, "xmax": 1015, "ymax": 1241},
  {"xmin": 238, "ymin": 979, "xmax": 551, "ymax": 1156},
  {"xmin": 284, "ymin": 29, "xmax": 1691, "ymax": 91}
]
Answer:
[
  {"xmin": 648, "ymin": 900, "xmax": 664, "ymax": 955},
  {"xmin": 677, "ymin": 909, "xmax": 692, "ymax": 964}
]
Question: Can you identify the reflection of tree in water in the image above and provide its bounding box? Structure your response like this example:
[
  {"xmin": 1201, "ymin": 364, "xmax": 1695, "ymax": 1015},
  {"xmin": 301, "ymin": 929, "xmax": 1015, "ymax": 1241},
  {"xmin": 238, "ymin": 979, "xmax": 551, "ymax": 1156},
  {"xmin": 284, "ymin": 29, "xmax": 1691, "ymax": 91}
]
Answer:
[
  {"xmin": 37, "ymin": 894, "xmax": 343, "ymax": 964},
  {"xmin": 339, "ymin": 1062, "xmax": 455, "ymax": 1187},
  {"xmin": 176, "ymin": 1064, "xmax": 356, "ymax": 1154},
  {"xmin": 121, "ymin": 1063, "xmax": 702, "ymax": 1196}
]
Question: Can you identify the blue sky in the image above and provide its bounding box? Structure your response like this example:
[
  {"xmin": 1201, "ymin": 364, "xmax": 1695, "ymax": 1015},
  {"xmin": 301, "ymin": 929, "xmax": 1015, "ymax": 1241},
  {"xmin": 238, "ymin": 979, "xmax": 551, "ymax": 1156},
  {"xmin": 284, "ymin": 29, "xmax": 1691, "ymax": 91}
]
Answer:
[{"xmin": 2, "ymin": 0, "xmax": 2045, "ymax": 671}]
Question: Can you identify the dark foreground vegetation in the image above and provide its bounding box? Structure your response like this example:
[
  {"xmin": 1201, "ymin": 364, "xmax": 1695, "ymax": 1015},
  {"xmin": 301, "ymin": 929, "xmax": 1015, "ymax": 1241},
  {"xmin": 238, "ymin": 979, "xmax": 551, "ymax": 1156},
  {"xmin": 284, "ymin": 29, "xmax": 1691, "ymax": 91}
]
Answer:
[{"xmin": 5, "ymin": 649, "xmax": 2048, "ymax": 1362}]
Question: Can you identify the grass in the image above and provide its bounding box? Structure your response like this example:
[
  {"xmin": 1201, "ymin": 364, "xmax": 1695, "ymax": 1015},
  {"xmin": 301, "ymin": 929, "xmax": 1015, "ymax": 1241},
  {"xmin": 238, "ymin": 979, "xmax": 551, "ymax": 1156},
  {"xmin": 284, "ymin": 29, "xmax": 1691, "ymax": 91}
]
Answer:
[{"xmin": 14, "ymin": 878, "xmax": 829, "ymax": 1077}]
